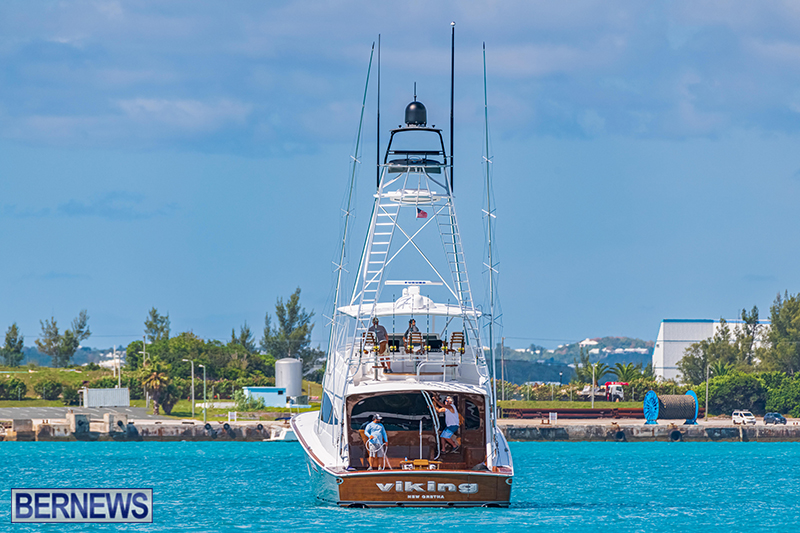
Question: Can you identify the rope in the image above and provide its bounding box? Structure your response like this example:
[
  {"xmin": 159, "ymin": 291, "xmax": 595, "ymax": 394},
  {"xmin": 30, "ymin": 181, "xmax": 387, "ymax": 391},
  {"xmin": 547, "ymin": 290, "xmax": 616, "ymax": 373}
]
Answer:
[{"xmin": 657, "ymin": 394, "xmax": 697, "ymax": 420}]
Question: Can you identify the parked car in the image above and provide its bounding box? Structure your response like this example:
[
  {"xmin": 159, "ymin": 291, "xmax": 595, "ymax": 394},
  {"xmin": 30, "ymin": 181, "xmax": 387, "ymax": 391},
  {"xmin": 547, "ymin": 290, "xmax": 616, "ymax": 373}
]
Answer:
[
  {"xmin": 764, "ymin": 412, "xmax": 787, "ymax": 425},
  {"xmin": 732, "ymin": 410, "xmax": 757, "ymax": 425}
]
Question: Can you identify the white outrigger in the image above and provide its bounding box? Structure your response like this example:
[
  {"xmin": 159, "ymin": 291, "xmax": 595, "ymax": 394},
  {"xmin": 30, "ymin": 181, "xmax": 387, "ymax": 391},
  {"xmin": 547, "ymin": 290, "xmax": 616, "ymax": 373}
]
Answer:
[{"xmin": 293, "ymin": 34, "xmax": 512, "ymax": 507}]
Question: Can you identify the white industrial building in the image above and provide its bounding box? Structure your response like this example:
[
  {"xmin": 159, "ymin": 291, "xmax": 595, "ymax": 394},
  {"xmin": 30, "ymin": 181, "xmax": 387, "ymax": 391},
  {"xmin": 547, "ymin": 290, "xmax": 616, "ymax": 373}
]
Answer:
[{"xmin": 652, "ymin": 319, "xmax": 769, "ymax": 382}]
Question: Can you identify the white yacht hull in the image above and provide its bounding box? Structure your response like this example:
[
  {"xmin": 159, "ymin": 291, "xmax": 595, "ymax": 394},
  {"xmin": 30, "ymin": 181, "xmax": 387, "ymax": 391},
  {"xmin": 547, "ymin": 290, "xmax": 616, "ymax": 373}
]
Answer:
[{"xmin": 293, "ymin": 412, "xmax": 512, "ymax": 507}]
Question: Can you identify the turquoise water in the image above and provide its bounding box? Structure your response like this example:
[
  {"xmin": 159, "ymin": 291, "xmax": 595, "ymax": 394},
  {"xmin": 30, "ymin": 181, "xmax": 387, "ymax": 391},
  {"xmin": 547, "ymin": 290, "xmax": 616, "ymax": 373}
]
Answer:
[{"xmin": 1, "ymin": 441, "xmax": 798, "ymax": 531}]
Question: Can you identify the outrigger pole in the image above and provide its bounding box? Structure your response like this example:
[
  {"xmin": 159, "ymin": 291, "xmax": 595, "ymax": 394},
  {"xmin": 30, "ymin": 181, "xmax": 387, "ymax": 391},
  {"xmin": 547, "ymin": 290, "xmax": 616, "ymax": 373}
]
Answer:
[
  {"xmin": 377, "ymin": 34, "xmax": 381, "ymax": 189},
  {"xmin": 483, "ymin": 42, "xmax": 499, "ymax": 427},
  {"xmin": 325, "ymin": 42, "xmax": 374, "ymax": 424},
  {"xmin": 449, "ymin": 22, "xmax": 455, "ymax": 191}
]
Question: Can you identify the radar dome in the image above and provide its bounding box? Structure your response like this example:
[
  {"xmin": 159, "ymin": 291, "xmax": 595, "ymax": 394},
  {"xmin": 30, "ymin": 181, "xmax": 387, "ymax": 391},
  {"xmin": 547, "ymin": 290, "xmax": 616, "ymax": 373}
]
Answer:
[{"xmin": 404, "ymin": 101, "xmax": 427, "ymax": 126}]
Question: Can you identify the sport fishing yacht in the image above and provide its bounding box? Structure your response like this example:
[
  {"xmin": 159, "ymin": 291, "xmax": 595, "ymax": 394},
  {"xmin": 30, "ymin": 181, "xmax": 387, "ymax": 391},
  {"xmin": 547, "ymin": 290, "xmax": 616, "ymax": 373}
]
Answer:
[{"xmin": 292, "ymin": 36, "xmax": 512, "ymax": 507}]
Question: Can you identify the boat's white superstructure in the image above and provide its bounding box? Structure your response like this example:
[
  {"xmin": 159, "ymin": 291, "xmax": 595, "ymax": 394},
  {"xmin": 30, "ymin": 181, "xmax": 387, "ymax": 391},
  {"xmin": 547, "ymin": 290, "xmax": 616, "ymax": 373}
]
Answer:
[{"xmin": 293, "ymin": 37, "xmax": 512, "ymax": 507}]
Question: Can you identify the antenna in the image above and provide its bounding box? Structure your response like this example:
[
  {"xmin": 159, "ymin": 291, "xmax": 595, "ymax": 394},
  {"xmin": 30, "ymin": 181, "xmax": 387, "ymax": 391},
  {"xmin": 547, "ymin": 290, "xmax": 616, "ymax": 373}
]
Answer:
[
  {"xmin": 414, "ymin": 82, "xmax": 417, "ymax": 101},
  {"xmin": 377, "ymin": 34, "xmax": 381, "ymax": 189},
  {"xmin": 449, "ymin": 22, "xmax": 455, "ymax": 191}
]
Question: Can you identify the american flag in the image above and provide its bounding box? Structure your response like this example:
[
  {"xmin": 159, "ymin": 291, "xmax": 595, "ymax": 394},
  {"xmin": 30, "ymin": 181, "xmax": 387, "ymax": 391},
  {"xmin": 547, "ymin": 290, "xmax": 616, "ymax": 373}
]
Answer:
[{"xmin": 416, "ymin": 208, "xmax": 428, "ymax": 219}]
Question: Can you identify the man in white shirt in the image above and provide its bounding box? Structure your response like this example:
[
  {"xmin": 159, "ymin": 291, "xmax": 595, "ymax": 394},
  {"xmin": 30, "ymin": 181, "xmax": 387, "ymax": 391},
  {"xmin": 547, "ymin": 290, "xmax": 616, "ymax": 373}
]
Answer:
[{"xmin": 433, "ymin": 395, "xmax": 460, "ymax": 453}]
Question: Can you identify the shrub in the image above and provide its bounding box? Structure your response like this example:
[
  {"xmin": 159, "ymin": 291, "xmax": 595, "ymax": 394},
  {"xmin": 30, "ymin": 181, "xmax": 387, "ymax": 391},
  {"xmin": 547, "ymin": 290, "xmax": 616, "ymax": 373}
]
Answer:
[
  {"xmin": 34, "ymin": 379, "xmax": 64, "ymax": 401},
  {"xmin": 696, "ymin": 372, "xmax": 766, "ymax": 416},
  {"xmin": 8, "ymin": 377, "xmax": 27, "ymax": 399},
  {"xmin": 765, "ymin": 376, "xmax": 800, "ymax": 417},
  {"xmin": 160, "ymin": 382, "xmax": 181, "ymax": 415},
  {"xmin": 61, "ymin": 385, "xmax": 80, "ymax": 406},
  {"xmin": 233, "ymin": 389, "xmax": 266, "ymax": 411},
  {"xmin": 88, "ymin": 377, "xmax": 120, "ymax": 389}
]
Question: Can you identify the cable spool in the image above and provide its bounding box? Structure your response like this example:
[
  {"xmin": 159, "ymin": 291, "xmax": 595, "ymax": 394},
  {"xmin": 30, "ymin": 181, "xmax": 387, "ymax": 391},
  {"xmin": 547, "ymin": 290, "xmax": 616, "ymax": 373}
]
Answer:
[{"xmin": 643, "ymin": 390, "xmax": 699, "ymax": 425}]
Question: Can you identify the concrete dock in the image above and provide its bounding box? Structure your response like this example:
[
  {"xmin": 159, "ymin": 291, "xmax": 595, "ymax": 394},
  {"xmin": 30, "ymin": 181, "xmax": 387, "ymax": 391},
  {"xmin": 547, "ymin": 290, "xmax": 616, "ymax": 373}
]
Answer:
[
  {"xmin": 4, "ymin": 409, "xmax": 800, "ymax": 442},
  {"xmin": 0, "ymin": 408, "xmax": 292, "ymax": 442},
  {"xmin": 498, "ymin": 417, "xmax": 800, "ymax": 442}
]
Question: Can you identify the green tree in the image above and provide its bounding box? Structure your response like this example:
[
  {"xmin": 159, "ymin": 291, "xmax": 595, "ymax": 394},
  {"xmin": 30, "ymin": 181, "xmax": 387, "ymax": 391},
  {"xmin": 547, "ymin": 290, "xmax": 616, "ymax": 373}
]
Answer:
[
  {"xmin": 260, "ymin": 288, "xmax": 323, "ymax": 372},
  {"xmin": 231, "ymin": 322, "xmax": 256, "ymax": 353},
  {"xmin": 573, "ymin": 347, "xmax": 593, "ymax": 382},
  {"xmin": 125, "ymin": 340, "xmax": 144, "ymax": 371},
  {"xmin": 611, "ymin": 362, "xmax": 640, "ymax": 382},
  {"xmin": 695, "ymin": 372, "xmax": 766, "ymax": 416},
  {"xmin": 144, "ymin": 307, "xmax": 170, "ymax": 343},
  {"xmin": 61, "ymin": 385, "xmax": 80, "ymax": 406},
  {"xmin": 764, "ymin": 375, "xmax": 800, "ymax": 417},
  {"xmin": 140, "ymin": 357, "xmax": 171, "ymax": 415},
  {"xmin": 761, "ymin": 292, "xmax": 800, "ymax": 375},
  {"xmin": 0, "ymin": 377, "xmax": 27, "ymax": 400},
  {"xmin": 33, "ymin": 378, "xmax": 64, "ymax": 400},
  {"xmin": 735, "ymin": 306, "xmax": 762, "ymax": 366},
  {"xmin": 590, "ymin": 362, "xmax": 610, "ymax": 384},
  {"xmin": 35, "ymin": 310, "xmax": 91, "ymax": 367},
  {"xmin": 709, "ymin": 360, "xmax": 733, "ymax": 377},
  {"xmin": 1, "ymin": 323, "xmax": 25, "ymax": 367}
]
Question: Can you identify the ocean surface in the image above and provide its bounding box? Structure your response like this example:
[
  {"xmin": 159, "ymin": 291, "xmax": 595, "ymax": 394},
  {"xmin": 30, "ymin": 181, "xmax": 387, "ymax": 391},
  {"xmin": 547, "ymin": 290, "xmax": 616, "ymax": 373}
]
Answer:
[{"xmin": 1, "ymin": 440, "xmax": 798, "ymax": 532}]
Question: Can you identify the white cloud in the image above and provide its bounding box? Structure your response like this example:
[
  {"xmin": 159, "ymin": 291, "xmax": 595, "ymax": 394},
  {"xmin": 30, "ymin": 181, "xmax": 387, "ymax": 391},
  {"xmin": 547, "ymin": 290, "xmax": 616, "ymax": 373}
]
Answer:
[{"xmin": 117, "ymin": 98, "xmax": 253, "ymax": 132}]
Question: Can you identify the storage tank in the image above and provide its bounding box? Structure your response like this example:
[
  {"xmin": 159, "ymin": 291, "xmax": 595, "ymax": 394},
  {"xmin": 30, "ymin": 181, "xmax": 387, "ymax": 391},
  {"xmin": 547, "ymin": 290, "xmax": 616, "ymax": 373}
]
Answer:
[{"xmin": 275, "ymin": 358, "xmax": 303, "ymax": 398}]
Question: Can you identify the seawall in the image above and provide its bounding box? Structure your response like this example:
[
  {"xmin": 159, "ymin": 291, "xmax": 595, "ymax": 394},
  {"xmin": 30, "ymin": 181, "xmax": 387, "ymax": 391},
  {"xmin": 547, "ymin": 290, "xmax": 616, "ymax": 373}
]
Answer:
[
  {"xmin": 1, "ymin": 414, "xmax": 288, "ymax": 442},
  {"xmin": 499, "ymin": 421, "xmax": 800, "ymax": 442}
]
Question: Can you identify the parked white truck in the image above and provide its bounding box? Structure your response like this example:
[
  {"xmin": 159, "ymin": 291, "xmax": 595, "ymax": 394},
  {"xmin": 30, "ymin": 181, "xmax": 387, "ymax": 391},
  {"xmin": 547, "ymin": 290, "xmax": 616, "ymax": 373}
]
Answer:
[{"xmin": 577, "ymin": 382, "xmax": 625, "ymax": 402}]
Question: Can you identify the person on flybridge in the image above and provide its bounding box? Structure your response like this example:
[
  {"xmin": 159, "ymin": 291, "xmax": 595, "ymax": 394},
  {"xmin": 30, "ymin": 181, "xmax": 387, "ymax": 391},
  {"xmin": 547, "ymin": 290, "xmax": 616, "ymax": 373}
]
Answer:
[
  {"xmin": 403, "ymin": 318, "xmax": 420, "ymax": 352},
  {"xmin": 368, "ymin": 317, "xmax": 392, "ymax": 373},
  {"xmin": 433, "ymin": 395, "xmax": 462, "ymax": 453}
]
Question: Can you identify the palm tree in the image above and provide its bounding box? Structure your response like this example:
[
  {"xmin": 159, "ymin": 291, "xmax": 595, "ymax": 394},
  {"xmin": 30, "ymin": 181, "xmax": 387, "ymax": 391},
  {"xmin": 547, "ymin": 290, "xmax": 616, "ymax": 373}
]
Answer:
[
  {"xmin": 709, "ymin": 360, "xmax": 732, "ymax": 378},
  {"xmin": 611, "ymin": 362, "xmax": 640, "ymax": 382},
  {"xmin": 590, "ymin": 362, "xmax": 610, "ymax": 385},
  {"xmin": 140, "ymin": 357, "xmax": 171, "ymax": 415}
]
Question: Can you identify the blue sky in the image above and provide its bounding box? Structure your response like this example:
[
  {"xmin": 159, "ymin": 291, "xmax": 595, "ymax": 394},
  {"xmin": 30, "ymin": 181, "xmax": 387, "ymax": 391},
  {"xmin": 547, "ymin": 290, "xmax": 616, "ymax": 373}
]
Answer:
[{"xmin": 2, "ymin": 1, "xmax": 800, "ymax": 352}]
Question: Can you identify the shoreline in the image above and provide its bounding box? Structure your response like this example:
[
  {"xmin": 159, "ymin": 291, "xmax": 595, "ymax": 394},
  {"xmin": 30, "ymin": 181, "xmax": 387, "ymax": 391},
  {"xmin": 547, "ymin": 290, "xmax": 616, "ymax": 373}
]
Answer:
[{"xmin": 3, "ymin": 409, "xmax": 800, "ymax": 442}]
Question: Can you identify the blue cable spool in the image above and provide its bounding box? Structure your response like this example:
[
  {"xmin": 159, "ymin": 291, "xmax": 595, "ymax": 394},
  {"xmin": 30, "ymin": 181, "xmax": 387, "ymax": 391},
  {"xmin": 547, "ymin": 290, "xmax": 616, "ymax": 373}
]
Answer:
[
  {"xmin": 643, "ymin": 390, "xmax": 659, "ymax": 425},
  {"xmin": 684, "ymin": 390, "xmax": 699, "ymax": 425},
  {"xmin": 643, "ymin": 390, "xmax": 699, "ymax": 425}
]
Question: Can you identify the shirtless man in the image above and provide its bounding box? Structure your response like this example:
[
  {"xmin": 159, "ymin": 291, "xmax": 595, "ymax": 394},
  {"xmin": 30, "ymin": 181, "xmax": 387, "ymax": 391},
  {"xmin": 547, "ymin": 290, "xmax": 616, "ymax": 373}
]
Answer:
[{"xmin": 368, "ymin": 317, "xmax": 392, "ymax": 373}]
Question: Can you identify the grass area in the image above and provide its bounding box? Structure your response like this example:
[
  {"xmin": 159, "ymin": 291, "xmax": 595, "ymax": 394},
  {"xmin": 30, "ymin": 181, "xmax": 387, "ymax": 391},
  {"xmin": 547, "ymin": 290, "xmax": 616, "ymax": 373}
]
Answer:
[
  {"xmin": 0, "ymin": 400, "xmax": 65, "ymax": 407},
  {"xmin": 129, "ymin": 399, "xmax": 320, "ymax": 420},
  {"xmin": 0, "ymin": 366, "xmax": 114, "ymax": 389},
  {"xmin": 498, "ymin": 400, "xmax": 643, "ymax": 409}
]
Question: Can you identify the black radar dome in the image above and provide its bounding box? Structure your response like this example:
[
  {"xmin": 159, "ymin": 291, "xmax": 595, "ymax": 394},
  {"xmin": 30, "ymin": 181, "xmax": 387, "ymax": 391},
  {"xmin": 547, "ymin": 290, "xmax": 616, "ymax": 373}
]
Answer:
[{"xmin": 405, "ymin": 101, "xmax": 427, "ymax": 126}]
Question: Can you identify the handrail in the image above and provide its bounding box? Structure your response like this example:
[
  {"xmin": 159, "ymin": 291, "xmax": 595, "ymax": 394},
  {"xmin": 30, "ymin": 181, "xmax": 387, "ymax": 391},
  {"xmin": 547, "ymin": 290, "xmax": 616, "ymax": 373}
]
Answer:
[
  {"xmin": 416, "ymin": 361, "xmax": 449, "ymax": 382},
  {"xmin": 421, "ymin": 390, "xmax": 441, "ymax": 460}
]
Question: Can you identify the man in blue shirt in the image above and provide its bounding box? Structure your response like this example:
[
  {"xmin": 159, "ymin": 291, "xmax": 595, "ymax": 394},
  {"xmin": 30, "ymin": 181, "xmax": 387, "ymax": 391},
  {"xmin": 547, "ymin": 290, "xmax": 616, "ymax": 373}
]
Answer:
[{"xmin": 364, "ymin": 414, "xmax": 389, "ymax": 470}]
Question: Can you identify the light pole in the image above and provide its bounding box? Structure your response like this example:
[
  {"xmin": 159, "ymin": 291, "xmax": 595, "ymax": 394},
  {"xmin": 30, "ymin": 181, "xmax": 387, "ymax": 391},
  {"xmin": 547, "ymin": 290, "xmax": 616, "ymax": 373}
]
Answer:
[
  {"xmin": 705, "ymin": 364, "xmax": 710, "ymax": 422},
  {"xmin": 559, "ymin": 372, "xmax": 563, "ymax": 402},
  {"xmin": 182, "ymin": 359, "xmax": 195, "ymax": 418},
  {"xmin": 591, "ymin": 364, "xmax": 596, "ymax": 409},
  {"xmin": 199, "ymin": 364, "xmax": 207, "ymax": 423},
  {"xmin": 501, "ymin": 337, "xmax": 505, "ymax": 402}
]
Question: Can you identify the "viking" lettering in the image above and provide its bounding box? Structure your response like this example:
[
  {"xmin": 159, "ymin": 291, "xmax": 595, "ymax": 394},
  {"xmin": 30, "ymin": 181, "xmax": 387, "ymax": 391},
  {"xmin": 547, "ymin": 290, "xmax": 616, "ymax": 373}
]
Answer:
[{"xmin": 374, "ymin": 481, "xmax": 478, "ymax": 494}]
